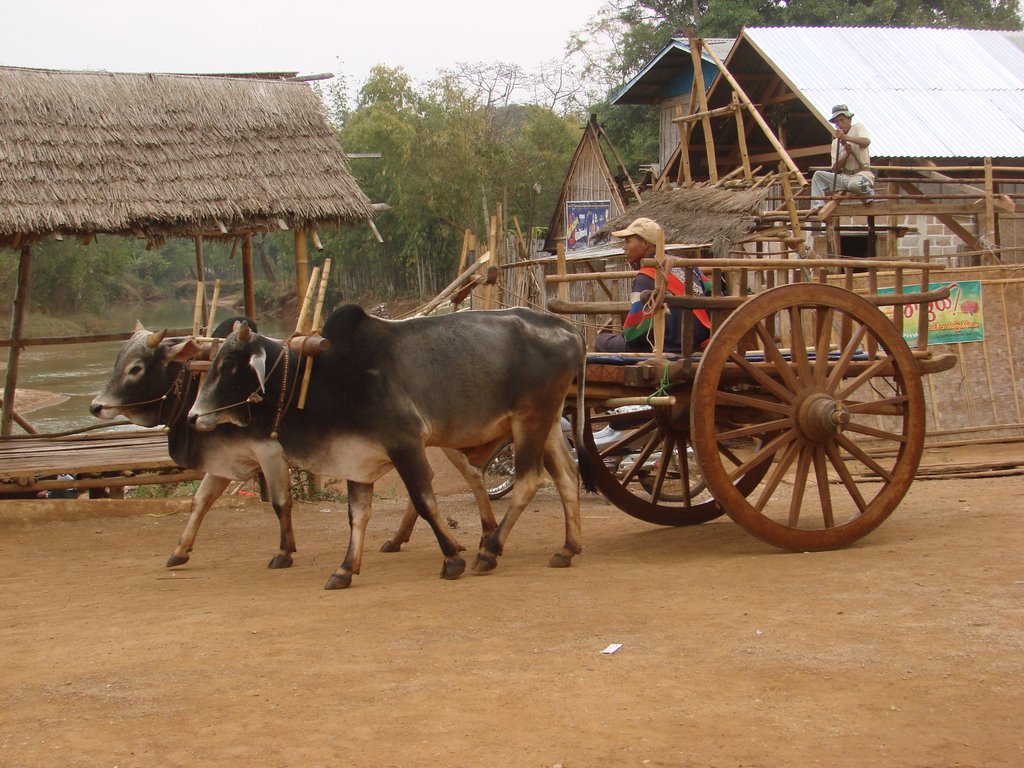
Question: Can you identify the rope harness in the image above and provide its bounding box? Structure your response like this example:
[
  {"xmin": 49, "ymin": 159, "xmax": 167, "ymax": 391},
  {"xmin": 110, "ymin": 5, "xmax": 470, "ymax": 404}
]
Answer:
[{"xmin": 188, "ymin": 339, "xmax": 299, "ymax": 441}]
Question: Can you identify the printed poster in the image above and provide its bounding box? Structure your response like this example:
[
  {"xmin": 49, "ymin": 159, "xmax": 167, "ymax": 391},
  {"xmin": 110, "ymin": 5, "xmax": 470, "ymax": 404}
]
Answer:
[
  {"xmin": 878, "ymin": 280, "xmax": 984, "ymax": 345},
  {"xmin": 566, "ymin": 201, "xmax": 610, "ymax": 251}
]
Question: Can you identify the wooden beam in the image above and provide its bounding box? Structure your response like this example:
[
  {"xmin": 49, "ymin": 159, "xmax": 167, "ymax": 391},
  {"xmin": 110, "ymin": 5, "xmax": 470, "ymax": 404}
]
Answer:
[
  {"xmin": 688, "ymin": 31, "xmax": 718, "ymax": 183},
  {"xmin": 732, "ymin": 92, "xmax": 752, "ymax": 183},
  {"xmin": 242, "ymin": 234, "xmax": 256, "ymax": 321}
]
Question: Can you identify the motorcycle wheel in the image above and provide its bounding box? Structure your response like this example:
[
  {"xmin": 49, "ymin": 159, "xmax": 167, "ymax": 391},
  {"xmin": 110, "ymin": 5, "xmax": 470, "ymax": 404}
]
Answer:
[{"xmin": 483, "ymin": 442, "xmax": 516, "ymax": 500}]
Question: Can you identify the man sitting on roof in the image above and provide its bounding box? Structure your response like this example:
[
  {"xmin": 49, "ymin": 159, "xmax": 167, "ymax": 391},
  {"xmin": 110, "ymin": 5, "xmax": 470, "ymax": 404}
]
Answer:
[
  {"xmin": 594, "ymin": 217, "xmax": 711, "ymax": 355},
  {"xmin": 809, "ymin": 104, "xmax": 875, "ymax": 211}
]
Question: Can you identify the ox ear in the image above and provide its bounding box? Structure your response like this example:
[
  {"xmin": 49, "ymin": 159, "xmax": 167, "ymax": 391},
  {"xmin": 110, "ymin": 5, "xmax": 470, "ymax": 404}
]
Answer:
[
  {"xmin": 237, "ymin": 322, "xmax": 252, "ymax": 344},
  {"xmin": 250, "ymin": 346, "xmax": 267, "ymax": 392},
  {"xmin": 166, "ymin": 337, "xmax": 201, "ymax": 363},
  {"xmin": 134, "ymin": 320, "xmax": 145, "ymax": 333}
]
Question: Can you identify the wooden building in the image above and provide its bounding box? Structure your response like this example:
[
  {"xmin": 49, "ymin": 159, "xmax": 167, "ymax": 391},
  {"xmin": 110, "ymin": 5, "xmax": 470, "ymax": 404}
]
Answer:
[
  {"xmin": 611, "ymin": 37, "xmax": 733, "ymax": 171},
  {"xmin": 542, "ymin": 115, "xmax": 639, "ymax": 254}
]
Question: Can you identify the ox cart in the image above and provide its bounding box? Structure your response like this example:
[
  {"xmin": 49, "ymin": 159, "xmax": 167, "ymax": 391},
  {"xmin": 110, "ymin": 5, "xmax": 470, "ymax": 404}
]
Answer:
[{"xmin": 543, "ymin": 244, "xmax": 957, "ymax": 551}]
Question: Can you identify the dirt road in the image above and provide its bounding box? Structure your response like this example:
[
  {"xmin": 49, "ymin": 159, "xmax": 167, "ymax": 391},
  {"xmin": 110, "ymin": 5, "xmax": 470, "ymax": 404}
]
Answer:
[{"xmin": 1, "ymin": 449, "xmax": 1022, "ymax": 767}]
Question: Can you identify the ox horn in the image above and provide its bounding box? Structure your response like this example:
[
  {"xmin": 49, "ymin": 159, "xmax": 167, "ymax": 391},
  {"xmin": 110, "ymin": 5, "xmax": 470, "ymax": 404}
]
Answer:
[
  {"xmin": 237, "ymin": 322, "xmax": 252, "ymax": 343},
  {"xmin": 146, "ymin": 329, "xmax": 168, "ymax": 348}
]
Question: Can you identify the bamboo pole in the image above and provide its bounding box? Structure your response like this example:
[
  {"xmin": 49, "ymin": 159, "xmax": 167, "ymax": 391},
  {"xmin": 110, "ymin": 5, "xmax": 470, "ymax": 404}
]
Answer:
[
  {"xmin": 208, "ymin": 279, "xmax": 221, "ymax": 334},
  {"xmin": 191, "ymin": 282, "xmax": 205, "ymax": 338},
  {"xmin": 294, "ymin": 228, "xmax": 311, "ymax": 309},
  {"xmin": 456, "ymin": 229, "xmax": 471, "ymax": 275},
  {"xmin": 653, "ymin": 228, "xmax": 667, "ymax": 359},
  {"xmin": 984, "ymin": 157, "xmax": 997, "ymax": 247},
  {"xmin": 1, "ymin": 247, "xmax": 32, "ymax": 435},
  {"xmin": 295, "ymin": 266, "xmax": 321, "ymax": 335},
  {"xmin": 299, "ymin": 259, "xmax": 332, "ymax": 409},
  {"xmin": 194, "ymin": 236, "xmax": 208, "ymax": 330},
  {"xmin": 688, "ymin": 31, "xmax": 718, "ymax": 184},
  {"xmin": 556, "ymin": 240, "xmax": 569, "ymax": 302},
  {"xmin": 732, "ymin": 92, "xmax": 753, "ymax": 183}
]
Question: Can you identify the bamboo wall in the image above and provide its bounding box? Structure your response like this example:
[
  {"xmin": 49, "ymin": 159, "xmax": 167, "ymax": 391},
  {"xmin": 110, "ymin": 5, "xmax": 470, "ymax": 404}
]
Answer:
[{"xmin": 842, "ymin": 264, "xmax": 1024, "ymax": 443}]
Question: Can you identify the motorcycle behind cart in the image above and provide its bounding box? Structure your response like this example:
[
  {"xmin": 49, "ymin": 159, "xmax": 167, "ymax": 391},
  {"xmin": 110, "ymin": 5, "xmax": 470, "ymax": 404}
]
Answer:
[{"xmin": 542, "ymin": 239, "xmax": 957, "ymax": 552}]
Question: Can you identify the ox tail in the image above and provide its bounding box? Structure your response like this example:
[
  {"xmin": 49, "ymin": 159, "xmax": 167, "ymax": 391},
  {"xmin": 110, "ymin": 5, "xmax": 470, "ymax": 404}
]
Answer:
[{"xmin": 574, "ymin": 346, "xmax": 596, "ymax": 493}]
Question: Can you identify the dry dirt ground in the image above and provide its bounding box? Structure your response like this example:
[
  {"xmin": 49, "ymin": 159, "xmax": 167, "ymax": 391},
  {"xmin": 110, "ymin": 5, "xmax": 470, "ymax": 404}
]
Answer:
[{"xmin": 1, "ymin": 445, "xmax": 1022, "ymax": 768}]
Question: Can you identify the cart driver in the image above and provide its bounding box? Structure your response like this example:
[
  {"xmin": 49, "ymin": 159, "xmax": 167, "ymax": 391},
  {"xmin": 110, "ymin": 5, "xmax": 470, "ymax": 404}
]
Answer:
[{"xmin": 595, "ymin": 217, "xmax": 711, "ymax": 354}]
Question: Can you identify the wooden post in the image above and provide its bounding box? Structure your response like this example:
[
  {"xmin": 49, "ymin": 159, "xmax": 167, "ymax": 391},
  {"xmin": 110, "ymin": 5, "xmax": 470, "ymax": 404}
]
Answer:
[
  {"xmin": 191, "ymin": 282, "xmax": 205, "ymax": 338},
  {"xmin": 456, "ymin": 229, "xmax": 471, "ymax": 275},
  {"xmin": 1, "ymin": 247, "xmax": 31, "ymax": 435},
  {"xmin": 984, "ymin": 157, "xmax": 997, "ymax": 250},
  {"xmin": 194, "ymin": 236, "xmax": 208, "ymax": 330},
  {"xmin": 294, "ymin": 227, "xmax": 310, "ymax": 309},
  {"xmin": 779, "ymin": 163, "xmax": 805, "ymax": 256},
  {"xmin": 688, "ymin": 31, "xmax": 718, "ymax": 184},
  {"xmin": 556, "ymin": 240, "xmax": 569, "ymax": 302},
  {"xmin": 653, "ymin": 228, "xmax": 667, "ymax": 359},
  {"xmin": 486, "ymin": 215, "xmax": 498, "ymax": 309},
  {"xmin": 242, "ymin": 233, "xmax": 256, "ymax": 321}
]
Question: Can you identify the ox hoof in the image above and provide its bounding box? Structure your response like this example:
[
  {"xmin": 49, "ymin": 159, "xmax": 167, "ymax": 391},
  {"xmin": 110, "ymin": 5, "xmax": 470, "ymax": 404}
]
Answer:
[
  {"xmin": 379, "ymin": 540, "xmax": 403, "ymax": 553},
  {"xmin": 440, "ymin": 557, "xmax": 466, "ymax": 580},
  {"xmin": 268, "ymin": 554, "xmax": 294, "ymax": 569},
  {"xmin": 166, "ymin": 554, "xmax": 189, "ymax": 568},
  {"xmin": 548, "ymin": 553, "xmax": 574, "ymax": 568},
  {"xmin": 473, "ymin": 552, "xmax": 498, "ymax": 573},
  {"xmin": 324, "ymin": 572, "xmax": 353, "ymax": 590}
]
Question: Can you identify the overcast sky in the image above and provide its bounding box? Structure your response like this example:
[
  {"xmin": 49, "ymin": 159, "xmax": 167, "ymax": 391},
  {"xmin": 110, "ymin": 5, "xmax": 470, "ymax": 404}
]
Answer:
[{"xmin": 3, "ymin": 0, "xmax": 608, "ymax": 88}]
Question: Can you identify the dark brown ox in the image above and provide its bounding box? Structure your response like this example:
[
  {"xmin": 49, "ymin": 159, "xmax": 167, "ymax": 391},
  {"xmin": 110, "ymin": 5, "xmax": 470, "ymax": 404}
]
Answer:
[{"xmin": 188, "ymin": 305, "xmax": 592, "ymax": 589}]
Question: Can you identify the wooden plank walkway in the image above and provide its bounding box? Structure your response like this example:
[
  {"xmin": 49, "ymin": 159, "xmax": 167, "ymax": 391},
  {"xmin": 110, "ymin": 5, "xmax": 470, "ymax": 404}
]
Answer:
[{"xmin": 0, "ymin": 429, "xmax": 203, "ymax": 495}]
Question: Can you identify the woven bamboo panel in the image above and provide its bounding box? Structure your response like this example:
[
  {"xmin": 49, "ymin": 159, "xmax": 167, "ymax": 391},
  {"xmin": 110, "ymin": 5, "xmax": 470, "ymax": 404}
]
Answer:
[{"xmin": 841, "ymin": 264, "xmax": 1024, "ymax": 441}]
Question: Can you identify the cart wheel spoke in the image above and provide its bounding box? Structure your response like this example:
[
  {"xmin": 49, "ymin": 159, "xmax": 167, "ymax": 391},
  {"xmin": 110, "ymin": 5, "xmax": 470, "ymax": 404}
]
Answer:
[
  {"xmin": 812, "ymin": 447, "xmax": 835, "ymax": 528},
  {"xmin": 788, "ymin": 445, "xmax": 814, "ymax": 527},
  {"xmin": 788, "ymin": 305, "xmax": 813, "ymax": 383},
  {"xmin": 813, "ymin": 306, "xmax": 835, "ymax": 387}
]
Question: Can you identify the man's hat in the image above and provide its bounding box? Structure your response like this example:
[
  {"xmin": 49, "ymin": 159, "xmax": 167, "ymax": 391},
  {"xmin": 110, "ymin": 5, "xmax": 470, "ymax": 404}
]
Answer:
[
  {"xmin": 611, "ymin": 217, "xmax": 661, "ymax": 244},
  {"xmin": 829, "ymin": 104, "xmax": 855, "ymax": 122}
]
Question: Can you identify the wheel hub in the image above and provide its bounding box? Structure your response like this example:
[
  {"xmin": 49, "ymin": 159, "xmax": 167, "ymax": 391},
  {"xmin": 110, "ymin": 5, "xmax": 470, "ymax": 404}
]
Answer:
[{"xmin": 797, "ymin": 393, "xmax": 850, "ymax": 443}]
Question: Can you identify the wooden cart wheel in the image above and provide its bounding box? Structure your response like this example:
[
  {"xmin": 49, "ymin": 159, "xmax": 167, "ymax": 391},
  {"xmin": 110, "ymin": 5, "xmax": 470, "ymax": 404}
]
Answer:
[
  {"xmin": 691, "ymin": 284, "xmax": 926, "ymax": 551},
  {"xmin": 582, "ymin": 403, "xmax": 771, "ymax": 526}
]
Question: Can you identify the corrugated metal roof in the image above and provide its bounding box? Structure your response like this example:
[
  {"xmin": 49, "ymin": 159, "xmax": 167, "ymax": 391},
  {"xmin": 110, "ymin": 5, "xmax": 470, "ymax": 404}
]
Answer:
[{"xmin": 743, "ymin": 27, "xmax": 1024, "ymax": 158}]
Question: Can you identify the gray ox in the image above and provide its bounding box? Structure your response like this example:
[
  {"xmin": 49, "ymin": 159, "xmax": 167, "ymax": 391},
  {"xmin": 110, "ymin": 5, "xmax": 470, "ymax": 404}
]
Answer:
[
  {"xmin": 188, "ymin": 305, "xmax": 593, "ymax": 588},
  {"xmin": 90, "ymin": 320, "xmax": 496, "ymax": 570}
]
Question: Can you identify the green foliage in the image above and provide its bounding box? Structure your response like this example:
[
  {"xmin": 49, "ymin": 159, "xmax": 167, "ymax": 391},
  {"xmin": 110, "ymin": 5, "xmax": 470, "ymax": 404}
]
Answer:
[{"xmin": 320, "ymin": 64, "xmax": 580, "ymax": 297}]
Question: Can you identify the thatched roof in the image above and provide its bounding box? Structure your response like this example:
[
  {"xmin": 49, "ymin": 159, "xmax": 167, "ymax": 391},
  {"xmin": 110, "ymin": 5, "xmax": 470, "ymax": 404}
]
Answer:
[
  {"xmin": 0, "ymin": 66, "xmax": 374, "ymax": 246},
  {"xmin": 599, "ymin": 185, "xmax": 769, "ymax": 258}
]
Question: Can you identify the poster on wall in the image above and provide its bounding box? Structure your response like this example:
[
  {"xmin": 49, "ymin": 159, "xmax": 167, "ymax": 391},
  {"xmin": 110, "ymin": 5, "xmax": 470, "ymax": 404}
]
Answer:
[
  {"xmin": 566, "ymin": 201, "xmax": 610, "ymax": 251},
  {"xmin": 878, "ymin": 280, "xmax": 984, "ymax": 345}
]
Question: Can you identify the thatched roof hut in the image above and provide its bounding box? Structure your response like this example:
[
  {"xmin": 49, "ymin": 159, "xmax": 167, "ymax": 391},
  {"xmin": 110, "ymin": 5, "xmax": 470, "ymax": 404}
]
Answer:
[
  {"xmin": 0, "ymin": 66, "xmax": 373, "ymax": 247},
  {"xmin": 599, "ymin": 185, "xmax": 769, "ymax": 258}
]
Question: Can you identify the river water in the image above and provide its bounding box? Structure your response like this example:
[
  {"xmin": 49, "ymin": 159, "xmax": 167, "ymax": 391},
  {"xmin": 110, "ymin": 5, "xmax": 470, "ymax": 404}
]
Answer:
[{"xmin": 7, "ymin": 303, "xmax": 292, "ymax": 435}]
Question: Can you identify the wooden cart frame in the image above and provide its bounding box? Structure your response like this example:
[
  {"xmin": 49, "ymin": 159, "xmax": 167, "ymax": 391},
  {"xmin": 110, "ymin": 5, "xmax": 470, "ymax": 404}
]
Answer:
[{"xmin": 546, "ymin": 235, "xmax": 957, "ymax": 551}]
